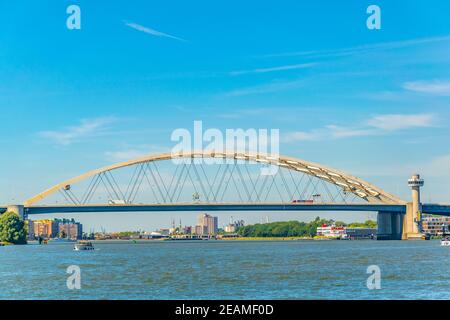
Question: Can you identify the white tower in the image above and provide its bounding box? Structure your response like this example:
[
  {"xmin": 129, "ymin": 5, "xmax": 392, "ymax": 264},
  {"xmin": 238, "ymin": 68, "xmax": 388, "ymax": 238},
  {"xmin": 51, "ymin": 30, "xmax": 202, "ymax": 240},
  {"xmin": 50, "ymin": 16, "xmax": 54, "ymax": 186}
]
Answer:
[{"xmin": 407, "ymin": 174, "xmax": 424, "ymax": 232}]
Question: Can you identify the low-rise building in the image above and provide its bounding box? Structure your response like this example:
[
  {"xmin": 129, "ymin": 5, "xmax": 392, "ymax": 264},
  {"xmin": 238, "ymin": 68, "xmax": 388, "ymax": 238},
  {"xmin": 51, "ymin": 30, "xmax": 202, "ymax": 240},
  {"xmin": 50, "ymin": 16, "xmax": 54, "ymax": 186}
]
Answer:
[
  {"xmin": 317, "ymin": 224, "xmax": 346, "ymax": 238},
  {"xmin": 224, "ymin": 219, "xmax": 245, "ymax": 233},
  {"xmin": 345, "ymin": 228, "xmax": 376, "ymax": 239},
  {"xmin": 224, "ymin": 225, "xmax": 235, "ymax": 233},
  {"xmin": 183, "ymin": 226, "xmax": 192, "ymax": 234},
  {"xmin": 159, "ymin": 228, "xmax": 170, "ymax": 236},
  {"xmin": 422, "ymin": 215, "xmax": 450, "ymax": 236},
  {"xmin": 317, "ymin": 224, "xmax": 376, "ymax": 239},
  {"xmin": 193, "ymin": 225, "xmax": 208, "ymax": 236},
  {"xmin": 29, "ymin": 218, "xmax": 82, "ymax": 240},
  {"xmin": 25, "ymin": 219, "xmax": 35, "ymax": 240},
  {"xmin": 56, "ymin": 218, "xmax": 83, "ymax": 240},
  {"xmin": 33, "ymin": 219, "xmax": 59, "ymax": 239}
]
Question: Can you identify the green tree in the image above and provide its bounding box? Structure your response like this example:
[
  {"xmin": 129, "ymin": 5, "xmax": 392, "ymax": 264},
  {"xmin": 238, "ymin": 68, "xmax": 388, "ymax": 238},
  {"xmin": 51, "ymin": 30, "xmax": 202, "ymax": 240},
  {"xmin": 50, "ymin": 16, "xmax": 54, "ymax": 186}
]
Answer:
[
  {"xmin": 0, "ymin": 212, "xmax": 27, "ymax": 244},
  {"xmin": 348, "ymin": 220, "xmax": 377, "ymax": 228},
  {"xmin": 236, "ymin": 217, "xmax": 377, "ymax": 238},
  {"xmin": 237, "ymin": 220, "xmax": 329, "ymax": 238},
  {"xmin": 334, "ymin": 221, "xmax": 348, "ymax": 227}
]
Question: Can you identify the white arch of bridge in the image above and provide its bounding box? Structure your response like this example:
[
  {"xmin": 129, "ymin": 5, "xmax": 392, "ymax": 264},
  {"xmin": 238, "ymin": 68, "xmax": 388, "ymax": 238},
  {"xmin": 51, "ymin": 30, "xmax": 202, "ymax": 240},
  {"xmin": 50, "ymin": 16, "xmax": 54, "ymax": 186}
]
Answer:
[{"xmin": 24, "ymin": 151, "xmax": 405, "ymax": 206}]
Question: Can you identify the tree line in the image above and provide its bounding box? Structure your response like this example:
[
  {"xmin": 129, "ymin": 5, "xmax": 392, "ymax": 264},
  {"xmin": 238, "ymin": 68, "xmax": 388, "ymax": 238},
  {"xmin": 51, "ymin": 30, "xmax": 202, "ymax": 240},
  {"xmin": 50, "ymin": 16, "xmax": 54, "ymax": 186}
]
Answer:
[{"xmin": 236, "ymin": 217, "xmax": 377, "ymax": 238}]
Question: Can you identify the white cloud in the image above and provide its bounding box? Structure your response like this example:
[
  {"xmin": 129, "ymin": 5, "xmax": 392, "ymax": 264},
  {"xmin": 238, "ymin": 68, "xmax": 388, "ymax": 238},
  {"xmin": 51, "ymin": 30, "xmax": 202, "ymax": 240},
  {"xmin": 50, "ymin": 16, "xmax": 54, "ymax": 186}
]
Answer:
[
  {"xmin": 284, "ymin": 113, "xmax": 436, "ymax": 142},
  {"xmin": 264, "ymin": 35, "xmax": 450, "ymax": 58},
  {"xmin": 225, "ymin": 79, "xmax": 305, "ymax": 97},
  {"xmin": 105, "ymin": 145, "xmax": 170, "ymax": 161},
  {"xmin": 366, "ymin": 114, "xmax": 436, "ymax": 131},
  {"xmin": 229, "ymin": 63, "xmax": 317, "ymax": 76},
  {"xmin": 283, "ymin": 131, "xmax": 323, "ymax": 142},
  {"xmin": 124, "ymin": 21, "xmax": 187, "ymax": 42},
  {"xmin": 326, "ymin": 125, "xmax": 376, "ymax": 139},
  {"xmin": 402, "ymin": 80, "xmax": 450, "ymax": 96},
  {"xmin": 39, "ymin": 117, "xmax": 117, "ymax": 146},
  {"xmin": 218, "ymin": 107, "xmax": 283, "ymax": 119},
  {"xmin": 105, "ymin": 150, "xmax": 150, "ymax": 161}
]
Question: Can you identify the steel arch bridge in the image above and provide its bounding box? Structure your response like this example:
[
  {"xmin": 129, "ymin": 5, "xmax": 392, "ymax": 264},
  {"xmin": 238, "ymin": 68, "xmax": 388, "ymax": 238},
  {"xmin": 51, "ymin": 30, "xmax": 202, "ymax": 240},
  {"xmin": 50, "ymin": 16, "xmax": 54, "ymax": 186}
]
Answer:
[
  {"xmin": 25, "ymin": 151, "xmax": 405, "ymax": 207},
  {"xmin": 2, "ymin": 150, "xmax": 449, "ymax": 240}
]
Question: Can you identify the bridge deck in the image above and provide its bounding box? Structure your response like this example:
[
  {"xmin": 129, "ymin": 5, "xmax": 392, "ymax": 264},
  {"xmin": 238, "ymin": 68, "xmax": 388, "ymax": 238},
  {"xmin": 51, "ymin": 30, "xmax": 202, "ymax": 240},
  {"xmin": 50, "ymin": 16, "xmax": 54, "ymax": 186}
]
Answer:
[
  {"xmin": 1, "ymin": 203, "xmax": 449, "ymax": 216},
  {"xmin": 14, "ymin": 203, "xmax": 407, "ymax": 214}
]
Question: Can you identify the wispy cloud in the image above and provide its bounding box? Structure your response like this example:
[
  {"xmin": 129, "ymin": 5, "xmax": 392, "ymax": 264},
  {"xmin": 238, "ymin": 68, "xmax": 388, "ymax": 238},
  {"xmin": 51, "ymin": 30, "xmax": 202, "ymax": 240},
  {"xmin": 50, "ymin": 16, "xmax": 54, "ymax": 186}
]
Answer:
[
  {"xmin": 105, "ymin": 149, "xmax": 150, "ymax": 161},
  {"xmin": 366, "ymin": 114, "xmax": 435, "ymax": 131},
  {"xmin": 358, "ymin": 90, "xmax": 414, "ymax": 102},
  {"xmin": 229, "ymin": 63, "xmax": 317, "ymax": 76},
  {"xmin": 283, "ymin": 131, "xmax": 323, "ymax": 142},
  {"xmin": 225, "ymin": 79, "xmax": 305, "ymax": 97},
  {"xmin": 325, "ymin": 125, "xmax": 375, "ymax": 139},
  {"xmin": 39, "ymin": 117, "xmax": 117, "ymax": 146},
  {"xmin": 105, "ymin": 145, "xmax": 170, "ymax": 161},
  {"xmin": 403, "ymin": 80, "xmax": 450, "ymax": 96},
  {"xmin": 284, "ymin": 113, "xmax": 436, "ymax": 142},
  {"xmin": 218, "ymin": 108, "xmax": 272, "ymax": 119},
  {"xmin": 263, "ymin": 35, "xmax": 450, "ymax": 58},
  {"xmin": 124, "ymin": 21, "xmax": 187, "ymax": 42}
]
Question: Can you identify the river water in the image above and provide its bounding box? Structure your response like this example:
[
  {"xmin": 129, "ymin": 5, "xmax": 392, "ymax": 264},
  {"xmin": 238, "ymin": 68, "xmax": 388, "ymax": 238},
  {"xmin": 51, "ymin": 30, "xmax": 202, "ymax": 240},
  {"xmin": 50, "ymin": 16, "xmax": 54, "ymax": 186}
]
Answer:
[{"xmin": 0, "ymin": 240, "xmax": 448, "ymax": 300}]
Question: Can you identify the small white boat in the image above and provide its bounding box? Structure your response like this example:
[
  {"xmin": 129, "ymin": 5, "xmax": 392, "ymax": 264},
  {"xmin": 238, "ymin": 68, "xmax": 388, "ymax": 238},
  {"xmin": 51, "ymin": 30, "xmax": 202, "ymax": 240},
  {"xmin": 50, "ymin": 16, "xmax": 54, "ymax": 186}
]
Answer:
[
  {"xmin": 440, "ymin": 224, "xmax": 449, "ymax": 246},
  {"xmin": 74, "ymin": 241, "xmax": 95, "ymax": 251}
]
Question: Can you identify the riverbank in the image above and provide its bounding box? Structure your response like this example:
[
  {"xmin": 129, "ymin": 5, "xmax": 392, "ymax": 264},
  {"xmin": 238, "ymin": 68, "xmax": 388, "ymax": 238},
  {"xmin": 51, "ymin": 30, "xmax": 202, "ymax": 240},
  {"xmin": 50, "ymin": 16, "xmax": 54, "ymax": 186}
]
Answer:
[
  {"xmin": 220, "ymin": 236, "xmax": 314, "ymax": 241},
  {"xmin": 92, "ymin": 237, "xmax": 315, "ymax": 242},
  {"xmin": 0, "ymin": 242, "xmax": 15, "ymax": 246}
]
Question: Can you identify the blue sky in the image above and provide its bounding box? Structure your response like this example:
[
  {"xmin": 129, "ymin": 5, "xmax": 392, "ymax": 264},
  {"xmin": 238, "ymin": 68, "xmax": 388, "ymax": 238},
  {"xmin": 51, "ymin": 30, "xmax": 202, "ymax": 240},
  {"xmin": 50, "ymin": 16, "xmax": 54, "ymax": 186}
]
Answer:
[{"xmin": 1, "ymin": 1, "xmax": 450, "ymax": 231}]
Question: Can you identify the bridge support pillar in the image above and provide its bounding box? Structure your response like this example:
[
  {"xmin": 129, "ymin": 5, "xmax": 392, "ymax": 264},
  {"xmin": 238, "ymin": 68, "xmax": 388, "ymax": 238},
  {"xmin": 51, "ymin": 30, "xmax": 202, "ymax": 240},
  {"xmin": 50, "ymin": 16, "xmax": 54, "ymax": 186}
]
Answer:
[
  {"xmin": 376, "ymin": 211, "xmax": 402, "ymax": 240},
  {"xmin": 6, "ymin": 205, "xmax": 26, "ymax": 220},
  {"xmin": 402, "ymin": 202, "xmax": 424, "ymax": 240}
]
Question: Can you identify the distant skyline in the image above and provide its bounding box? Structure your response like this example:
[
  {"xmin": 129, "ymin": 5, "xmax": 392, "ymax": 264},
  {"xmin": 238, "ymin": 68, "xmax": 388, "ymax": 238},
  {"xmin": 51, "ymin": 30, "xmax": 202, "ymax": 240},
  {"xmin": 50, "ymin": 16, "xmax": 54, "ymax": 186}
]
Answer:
[{"xmin": 1, "ymin": 1, "xmax": 450, "ymax": 230}]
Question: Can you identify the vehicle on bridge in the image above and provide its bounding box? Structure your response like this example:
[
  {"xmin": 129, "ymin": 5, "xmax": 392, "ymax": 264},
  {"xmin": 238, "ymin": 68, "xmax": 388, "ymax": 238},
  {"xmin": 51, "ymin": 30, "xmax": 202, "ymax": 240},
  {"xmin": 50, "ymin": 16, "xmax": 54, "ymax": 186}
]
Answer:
[
  {"xmin": 292, "ymin": 199, "xmax": 314, "ymax": 204},
  {"xmin": 108, "ymin": 199, "xmax": 129, "ymax": 205}
]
